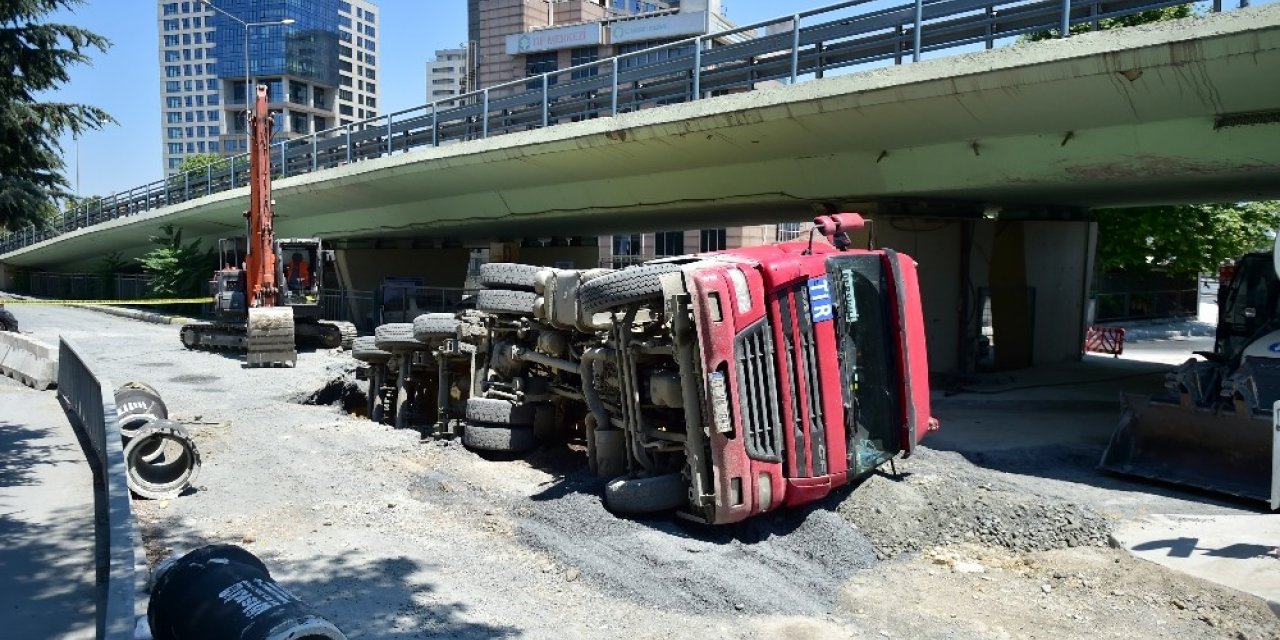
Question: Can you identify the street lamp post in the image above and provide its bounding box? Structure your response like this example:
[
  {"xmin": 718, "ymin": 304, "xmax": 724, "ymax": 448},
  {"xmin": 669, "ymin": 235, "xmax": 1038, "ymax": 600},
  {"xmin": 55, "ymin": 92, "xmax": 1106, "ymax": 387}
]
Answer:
[{"xmin": 197, "ymin": 2, "xmax": 294, "ymax": 152}]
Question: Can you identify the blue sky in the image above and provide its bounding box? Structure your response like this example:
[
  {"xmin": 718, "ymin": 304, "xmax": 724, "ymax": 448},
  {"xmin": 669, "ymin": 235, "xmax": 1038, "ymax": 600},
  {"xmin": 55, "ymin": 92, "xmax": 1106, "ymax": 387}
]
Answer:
[
  {"xmin": 46, "ymin": 1, "xmax": 826, "ymax": 199},
  {"xmin": 44, "ymin": 0, "xmax": 1264, "ymax": 199}
]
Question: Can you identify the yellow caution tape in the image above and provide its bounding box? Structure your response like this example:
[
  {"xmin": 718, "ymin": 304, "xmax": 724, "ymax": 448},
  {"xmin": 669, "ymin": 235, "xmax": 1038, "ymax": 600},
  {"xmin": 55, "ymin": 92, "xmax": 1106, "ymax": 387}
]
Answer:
[{"xmin": 1, "ymin": 298, "xmax": 213, "ymax": 305}]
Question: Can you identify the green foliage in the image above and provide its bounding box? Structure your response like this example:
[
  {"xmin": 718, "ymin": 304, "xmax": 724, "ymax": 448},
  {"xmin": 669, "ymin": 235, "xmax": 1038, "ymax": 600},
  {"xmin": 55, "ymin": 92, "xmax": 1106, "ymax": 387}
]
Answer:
[
  {"xmin": 1021, "ymin": 4, "xmax": 1193, "ymax": 42},
  {"xmin": 98, "ymin": 250, "xmax": 126, "ymax": 298},
  {"xmin": 0, "ymin": 0, "xmax": 114, "ymax": 231},
  {"xmin": 137, "ymin": 225, "xmax": 213, "ymax": 298},
  {"xmin": 1095, "ymin": 202, "xmax": 1280, "ymax": 277},
  {"xmin": 177, "ymin": 153, "xmax": 230, "ymax": 174}
]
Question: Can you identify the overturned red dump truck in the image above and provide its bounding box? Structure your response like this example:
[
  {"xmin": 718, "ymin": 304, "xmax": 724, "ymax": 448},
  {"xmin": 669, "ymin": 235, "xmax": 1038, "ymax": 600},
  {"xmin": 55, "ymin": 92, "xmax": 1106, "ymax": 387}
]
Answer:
[{"xmin": 354, "ymin": 213, "xmax": 938, "ymax": 524}]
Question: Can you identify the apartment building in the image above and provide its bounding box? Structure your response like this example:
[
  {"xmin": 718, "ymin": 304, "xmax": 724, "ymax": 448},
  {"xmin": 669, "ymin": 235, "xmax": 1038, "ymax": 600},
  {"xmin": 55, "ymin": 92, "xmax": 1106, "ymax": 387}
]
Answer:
[
  {"xmin": 426, "ymin": 47, "xmax": 471, "ymax": 107},
  {"xmin": 156, "ymin": 0, "xmax": 379, "ymax": 175}
]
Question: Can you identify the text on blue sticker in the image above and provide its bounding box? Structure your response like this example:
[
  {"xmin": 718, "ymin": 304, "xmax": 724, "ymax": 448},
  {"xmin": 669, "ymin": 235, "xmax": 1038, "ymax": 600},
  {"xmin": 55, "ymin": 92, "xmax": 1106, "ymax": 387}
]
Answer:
[{"xmin": 808, "ymin": 276, "xmax": 834, "ymax": 323}]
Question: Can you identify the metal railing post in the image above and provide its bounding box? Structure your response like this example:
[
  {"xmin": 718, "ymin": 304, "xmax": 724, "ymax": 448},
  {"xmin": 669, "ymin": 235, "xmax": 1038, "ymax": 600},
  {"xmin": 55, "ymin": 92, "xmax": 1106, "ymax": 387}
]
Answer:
[
  {"xmin": 611, "ymin": 58, "xmax": 620, "ymax": 115},
  {"xmin": 231, "ymin": 155, "xmax": 237, "ymax": 188},
  {"xmin": 184, "ymin": 173, "xmax": 190, "ymax": 201},
  {"xmin": 1060, "ymin": 0, "xmax": 1071, "ymax": 37},
  {"xmin": 432, "ymin": 106, "xmax": 439, "ymax": 146},
  {"xmin": 542, "ymin": 75, "xmax": 550, "ymax": 128},
  {"xmin": 692, "ymin": 36, "xmax": 703, "ymax": 100},
  {"xmin": 345, "ymin": 124, "xmax": 352, "ymax": 164},
  {"xmin": 312, "ymin": 134, "xmax": 319, "ymax": 171},
  {"xmin": 385, "ymin": 113, "xmax": 393, "ymax": 155},
  {"xmin": 913, "ymin": 0, "xmax": 924, "ymax": 62},
  {"xmin": 206, "ymin": 164, "xmax": 212, "ymax": 195},
  {"xmin": 482, "ymin": 88, "xmax": 490, "ymax": 138},
  {"xmin": 790, "ymin": 15, "xmax": 801, "ymax": 83}
]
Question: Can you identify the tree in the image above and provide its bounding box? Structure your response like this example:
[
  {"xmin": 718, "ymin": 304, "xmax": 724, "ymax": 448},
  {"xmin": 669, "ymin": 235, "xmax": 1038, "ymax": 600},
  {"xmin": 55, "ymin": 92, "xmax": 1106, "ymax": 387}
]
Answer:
[
  {"xmin": 1021, "ymin": 4, "xmax": 1192, "ymax": 41},
  {"xmin": 137, "ymin": 225, "xmax": 213, "ymax": 299},
  {"xmin": 177, "ymin": 152, "xmax": 229, "ymax": 174},
  {"xmin": 0, "ymin": 1, "xmax": 114, "ymax": 231},
  {"xmin": 1094, "ymin": 202, "xmax": 1280, "ymax": 277}
]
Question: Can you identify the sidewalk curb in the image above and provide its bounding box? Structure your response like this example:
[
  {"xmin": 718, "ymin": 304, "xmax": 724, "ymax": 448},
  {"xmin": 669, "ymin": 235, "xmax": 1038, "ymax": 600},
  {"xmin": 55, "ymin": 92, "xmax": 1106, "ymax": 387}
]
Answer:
[{"xmin": 0, "ymin": 293, "xmax": 196, "ymax": 326}]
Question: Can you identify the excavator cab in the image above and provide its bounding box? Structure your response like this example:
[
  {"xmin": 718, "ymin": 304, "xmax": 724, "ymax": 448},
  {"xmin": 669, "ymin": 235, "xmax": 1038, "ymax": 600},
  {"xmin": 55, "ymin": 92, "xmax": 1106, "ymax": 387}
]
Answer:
[{"xmin": 277, "ymin": 240, "xmax": 322, "ymax": 306}]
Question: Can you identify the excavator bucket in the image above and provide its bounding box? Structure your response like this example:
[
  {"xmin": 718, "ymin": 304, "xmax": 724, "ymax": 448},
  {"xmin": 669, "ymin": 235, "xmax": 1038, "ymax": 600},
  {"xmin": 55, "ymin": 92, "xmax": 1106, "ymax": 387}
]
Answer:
[
  {"xmin": 246, "ymin": 307, "xmax": 297, "ymax": 367},
  {"xmin": 1100, "ymin": 394, "xmax": 1280, "ymax": 509}
]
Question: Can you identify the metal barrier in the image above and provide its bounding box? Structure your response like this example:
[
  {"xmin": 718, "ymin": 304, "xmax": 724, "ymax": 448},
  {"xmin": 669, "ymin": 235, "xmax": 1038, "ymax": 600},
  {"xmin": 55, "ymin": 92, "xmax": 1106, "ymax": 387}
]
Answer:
[
  {"xmin": 320, "ymin": 288, "xmax": 377, "ymax": 333},
  {"xmin": 25, "ymin": 273, "xmax": 156, "ymax": 301},
  {"xmin": 0, "ymin": 0, "xmax": 1237, "ymax": 257},
  {"xmin": 56, "ymin": 338, "xmax": 136, "ymax": 640},
  {"xmin": 1093, "ymin": 288, "xmax": 1198, "ymax": 321}
]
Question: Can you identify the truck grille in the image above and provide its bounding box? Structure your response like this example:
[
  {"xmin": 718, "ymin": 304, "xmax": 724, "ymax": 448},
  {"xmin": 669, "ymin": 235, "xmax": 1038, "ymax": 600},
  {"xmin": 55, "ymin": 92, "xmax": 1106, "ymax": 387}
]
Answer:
[
  {"xmin": 735, "ymin": 319, "xmax": 783, "ymax": 462},
  {"xmin": 786, "ymin": 285, "xmax": 827, "ymax": 477}
]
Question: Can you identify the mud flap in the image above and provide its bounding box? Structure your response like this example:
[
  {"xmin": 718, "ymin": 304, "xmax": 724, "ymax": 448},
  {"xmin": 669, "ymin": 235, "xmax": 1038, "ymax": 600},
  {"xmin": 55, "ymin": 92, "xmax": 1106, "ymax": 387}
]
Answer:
[
  {"xmin": 1100, "ymin": 393, "xmax": 1277, "ymax": 509},
  {"xmin": 246, "ymin": 307, "xmax": 296, "ymax": 367}
]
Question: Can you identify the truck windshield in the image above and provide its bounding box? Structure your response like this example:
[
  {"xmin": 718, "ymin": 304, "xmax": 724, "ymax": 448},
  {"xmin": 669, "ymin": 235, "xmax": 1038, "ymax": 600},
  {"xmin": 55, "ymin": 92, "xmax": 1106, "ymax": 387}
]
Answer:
[{"xmin": 828, "ymin": 255, "xmax": 901, "ymax": 476}]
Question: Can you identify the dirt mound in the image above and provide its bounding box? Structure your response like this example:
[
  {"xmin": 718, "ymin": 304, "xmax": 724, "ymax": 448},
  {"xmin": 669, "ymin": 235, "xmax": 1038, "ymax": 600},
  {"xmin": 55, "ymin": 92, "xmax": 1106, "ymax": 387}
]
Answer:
[{"xmin": 837, "ymin": 448, "xmax": 1112, "ymax": 558}]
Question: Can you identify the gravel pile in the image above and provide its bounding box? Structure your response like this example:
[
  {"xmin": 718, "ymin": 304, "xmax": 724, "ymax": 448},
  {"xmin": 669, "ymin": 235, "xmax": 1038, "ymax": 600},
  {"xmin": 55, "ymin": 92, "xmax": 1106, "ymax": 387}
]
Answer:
[
  {"xmin": 512, "ymin": 465, "xmax": 877, "ymax": 616},
  {"xmin": 837, "ymin": 448, "xmax": 1112, "ymax": 558}
]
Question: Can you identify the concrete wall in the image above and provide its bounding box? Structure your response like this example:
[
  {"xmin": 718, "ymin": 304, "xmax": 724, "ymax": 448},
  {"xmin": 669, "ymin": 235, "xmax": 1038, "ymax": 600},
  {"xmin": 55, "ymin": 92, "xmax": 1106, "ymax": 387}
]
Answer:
[{"xmin": 1023, "ymin": 221, "xmax": 1095, "ymax": 364}]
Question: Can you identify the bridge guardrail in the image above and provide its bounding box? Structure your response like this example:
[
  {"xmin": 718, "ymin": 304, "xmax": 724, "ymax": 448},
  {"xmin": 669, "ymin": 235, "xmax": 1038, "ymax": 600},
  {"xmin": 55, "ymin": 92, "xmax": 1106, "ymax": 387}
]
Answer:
[
  {"xmin": 56, "ymin": 338, "xmax": 137, "ymax": 640},
  {"xmin": 0, "ymin": 0, "xmax": 1239, "ymax": 256}
]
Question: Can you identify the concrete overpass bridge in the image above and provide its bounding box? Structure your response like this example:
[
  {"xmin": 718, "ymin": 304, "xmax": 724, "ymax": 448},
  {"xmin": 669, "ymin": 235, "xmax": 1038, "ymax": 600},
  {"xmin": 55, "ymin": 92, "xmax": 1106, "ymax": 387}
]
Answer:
[{"xmin": 4, "ymin": 0, "xmax": 1278, "ymax": 373}]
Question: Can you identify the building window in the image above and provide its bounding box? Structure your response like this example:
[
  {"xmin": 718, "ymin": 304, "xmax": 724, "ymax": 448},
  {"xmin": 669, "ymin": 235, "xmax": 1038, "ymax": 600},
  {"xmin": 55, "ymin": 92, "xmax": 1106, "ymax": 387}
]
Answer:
[
  {"xmin": 207, "ymin": 94, "xmax": 219, "ymax": 106},
  {"xmin": 655, "ymin": 231, "xmax": 683, "ymax": 256},
  {"xmin": 700, "ymin": 228, "xmax": 727, "ymax": 252},
  {"xmin": 168, "ymin": 143, "xmax": 183, "ymax": 155},
  {"xmin": 618, "ymin": 40, "xmax": 694, "ymax": 71},
  {"xmin": 166, "ymin": 97, "xmax": 182, "ymax": 108},
  {"xmin": 208, "ymin": 126, "xmax": 220, "ymax": 136},
  {"xmin": 166, "ymin": 112, "xmax": 181, "ymax": 124},
  {"xmin": 167, "ymin": 127, "xmax": 183, "ymax": 139},
  {"xmin": 165, "ymin": 65, "xmax": 181, "ymax": 77},
  {"xmin": 165, "ymin": 82, "xmax": 181, "ymax": 93},
  {"xmin": 571, "ymin": 47, "xmax": 599, "ymax": 80},
  {"xmin": 163, "ymin": 19, "xmax": 179, "ymax": 31},
  {"xmin": 164, "ymin": 35, "xmax": 179, "ymax": 46},
  {"xmin": 184, "ymin": 112, "xmax": 193, "ymax": 123},
  {"xmin": 613, "ymin": 234, "xmax": 642, "ymax": 257},
  {"xmin": 163, "ymin": 3, "xmax": 179, "ymax": 16},
  {"xmin": 207, "ymin": 110, "xmax": 219, "ymax": 121},
  {"xmin": 339, "ymin": 104, "xmax": 353, "ymax": 116},
  {"xmin": 208, "ymin": 141, "xmax": 219, "ymax": 153},
  {"xmin": 339, "ymin": 89, "xmax": 352, "ymax": 101},
  {"xmin": 165, "ymin": 50, "xmax": 180, "ymax": 62}
]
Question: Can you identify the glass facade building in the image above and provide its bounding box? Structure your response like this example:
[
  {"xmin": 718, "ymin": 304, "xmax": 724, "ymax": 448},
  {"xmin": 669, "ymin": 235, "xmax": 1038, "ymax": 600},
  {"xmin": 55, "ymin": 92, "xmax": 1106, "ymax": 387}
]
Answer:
[{"xmin": 156, "ymin": 0, "xmax": 378, "ymax": 176}]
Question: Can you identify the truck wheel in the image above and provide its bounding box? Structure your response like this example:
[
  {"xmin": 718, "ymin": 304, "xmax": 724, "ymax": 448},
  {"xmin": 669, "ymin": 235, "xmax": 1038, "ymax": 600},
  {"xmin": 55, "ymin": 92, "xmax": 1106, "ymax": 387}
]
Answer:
[
  {"xmin": 374, "ymin": 323, "xmax": 422, "ymax": 351},
  {"xmin": 579, "ymin": 263, "xmax": 682, "ymax": 315},
  {"xmin": 465, "ymin": 397, "xmax": 535, "ymax": 426},
  {"xmin": 462, "ymin": 422, "xmax": 538, "ymax": 453},
  {"xmin": 413, "ymin": 313, "xmax": 459, "ymax": 341},
  {"xmin": 479, "ymin": 263, "xmax": 542, "ymax": 291},
  {"xmin": 477, "ymin": 289, "xmax": 539, "ymax": 316},
  {"xmin": 351, "ymin": 337, "xmax": 392, "ymax": 364},
  {"xmin": 604, "ymin": 472, "xmax": 687, "ymax": 514}
]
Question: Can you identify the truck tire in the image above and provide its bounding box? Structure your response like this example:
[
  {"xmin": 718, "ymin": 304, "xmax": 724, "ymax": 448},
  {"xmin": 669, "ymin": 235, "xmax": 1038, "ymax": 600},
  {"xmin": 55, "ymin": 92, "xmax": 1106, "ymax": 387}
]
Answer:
[
  {"xmin": 351, "ymin": 337, "xmax": 391, "ymax": 364},
  {"xmin": 465, "ymin": 397, "xmax": 535, "ymax": 426},
  {"xmin": 412, "ymin": 313, "xmax": 459, "ymax": 341},
  {"xmin": 374, "ymin": 323, "xmax": 422, "ymax": 351},
  {"xmin": 462, "ymin": 422, "xmax": 538, "ymax": 453},
  {"xmin": 479, "ymin": 263, "xmax": 542, "ymax": 291},
  {"xmin": 477, "ymin": 289, "xmax": 539, "ymax": 316},
  {"xmin": 604, "ymin": 472, "xmax": 687, "ymax": 514},
  {"xmin": 579, "ymin": 263, "xmax": 682, "ymax": 315}
]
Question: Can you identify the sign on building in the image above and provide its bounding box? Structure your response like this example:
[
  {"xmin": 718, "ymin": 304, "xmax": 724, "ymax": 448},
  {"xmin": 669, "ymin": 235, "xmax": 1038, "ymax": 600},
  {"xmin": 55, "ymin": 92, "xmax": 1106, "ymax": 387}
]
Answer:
[
  {"xmin": 609, "ymin": 11, "xmax": 710, "ymax": 45},
  {"xmin": 506, "ymin": 24, "xmax": 604, "ymax": 55}
]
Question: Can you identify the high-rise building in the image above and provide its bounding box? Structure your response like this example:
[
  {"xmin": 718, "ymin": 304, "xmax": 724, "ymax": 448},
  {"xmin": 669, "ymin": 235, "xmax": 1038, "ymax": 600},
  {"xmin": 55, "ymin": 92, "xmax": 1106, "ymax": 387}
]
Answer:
[
  {"xmin": 156, "ymin": 0, "xmax": 379, "ymax": 175},
  {"xmin": 426, "ymin": 47, "xmax": 470, "ymax": 108}
]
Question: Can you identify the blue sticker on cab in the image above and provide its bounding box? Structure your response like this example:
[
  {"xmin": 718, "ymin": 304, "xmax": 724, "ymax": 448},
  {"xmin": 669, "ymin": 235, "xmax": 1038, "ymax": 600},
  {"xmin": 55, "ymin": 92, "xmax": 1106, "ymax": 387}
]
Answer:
[{"xmin": 808, "ymin": 276, "xmax": 834, "ymax": 323}]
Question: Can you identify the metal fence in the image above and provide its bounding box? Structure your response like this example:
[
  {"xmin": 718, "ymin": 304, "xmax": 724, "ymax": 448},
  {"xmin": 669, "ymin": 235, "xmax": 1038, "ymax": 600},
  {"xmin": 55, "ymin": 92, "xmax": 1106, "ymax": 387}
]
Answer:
[
  {"xmin": 320, "ymin": 288, "xmax": 377, "ymax": 333},
  {"xmin": 56, "ymin": 338, "xmax": 136, "ymax": 640},
  {"xmin": 377, "ymin": 285, "xmax": 473, "ymax": 325},
  {"xmin": 25, "ymin": 273, "xmax": 156, "ymax": 300},
  {"xmin": 1093, "ymin": 288, "xmax": 1199, "ymax": 321},
  {"xmin": 0, "ymin": 0, "xmax": 1240, "ymax": 257}
]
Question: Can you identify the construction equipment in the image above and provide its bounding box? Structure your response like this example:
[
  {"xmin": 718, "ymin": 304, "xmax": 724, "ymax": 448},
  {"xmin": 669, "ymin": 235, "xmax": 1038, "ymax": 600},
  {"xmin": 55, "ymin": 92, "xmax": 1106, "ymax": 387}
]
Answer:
[
  {"xmin": 179, "ymin": 86, "xmax": 355, "ymax": 364},
  {"xmin": 1101, "ymin": 250, "xmax": 1280, "ymax": 509}
]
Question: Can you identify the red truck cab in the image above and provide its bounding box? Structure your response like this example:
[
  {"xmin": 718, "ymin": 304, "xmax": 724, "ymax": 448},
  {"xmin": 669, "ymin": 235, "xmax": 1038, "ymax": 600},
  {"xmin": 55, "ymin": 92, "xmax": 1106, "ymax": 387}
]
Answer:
[{"xmin": 677, "ymin": 215, "xmax": 935, "ymax": 524}]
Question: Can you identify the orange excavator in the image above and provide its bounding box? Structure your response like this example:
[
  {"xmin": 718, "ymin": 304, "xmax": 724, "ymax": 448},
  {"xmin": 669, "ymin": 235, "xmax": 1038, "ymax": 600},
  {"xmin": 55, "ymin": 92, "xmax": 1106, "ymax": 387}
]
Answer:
[{"xmin": 179, "ymin": 85, "xmax": 354, "ymax": 365}]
